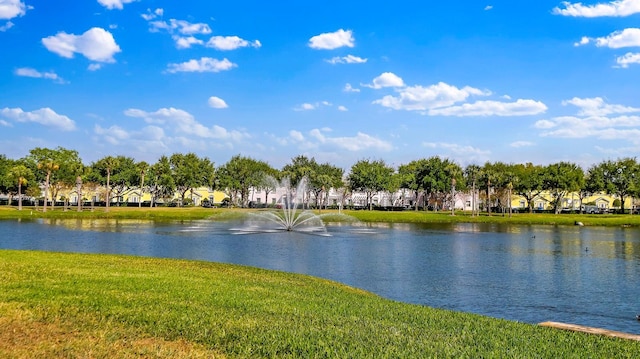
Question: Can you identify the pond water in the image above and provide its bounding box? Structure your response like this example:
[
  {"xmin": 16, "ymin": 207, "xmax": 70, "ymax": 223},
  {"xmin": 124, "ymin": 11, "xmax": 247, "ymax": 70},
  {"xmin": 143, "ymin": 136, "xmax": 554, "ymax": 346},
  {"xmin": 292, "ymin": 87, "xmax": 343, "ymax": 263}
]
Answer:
[{"xmin": 1, "ymin": 218, "xmax": 639, "ymax": 334}]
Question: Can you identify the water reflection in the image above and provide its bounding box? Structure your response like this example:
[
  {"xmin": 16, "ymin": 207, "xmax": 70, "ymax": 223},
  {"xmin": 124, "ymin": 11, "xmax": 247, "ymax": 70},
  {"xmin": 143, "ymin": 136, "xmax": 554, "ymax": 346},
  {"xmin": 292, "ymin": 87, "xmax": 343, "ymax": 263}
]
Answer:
[{"xmin": 1, "ymin": 219, "xmax": 639, "ymax": 334}]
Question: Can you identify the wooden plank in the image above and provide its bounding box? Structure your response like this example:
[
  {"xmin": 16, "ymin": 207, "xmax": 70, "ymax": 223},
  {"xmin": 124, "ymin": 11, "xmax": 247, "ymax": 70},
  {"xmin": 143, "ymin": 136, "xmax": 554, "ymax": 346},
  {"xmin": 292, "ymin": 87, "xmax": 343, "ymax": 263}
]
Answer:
[{"xmin": 539, "ymin": 321, "xmax": 640, "ymax": 341}]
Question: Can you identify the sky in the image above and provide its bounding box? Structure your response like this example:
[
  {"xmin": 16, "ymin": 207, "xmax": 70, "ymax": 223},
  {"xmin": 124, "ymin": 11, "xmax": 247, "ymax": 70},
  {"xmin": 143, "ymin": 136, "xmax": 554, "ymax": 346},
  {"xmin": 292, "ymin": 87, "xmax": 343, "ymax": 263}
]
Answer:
[{"xmin": 1, "ymin": 0, "xmax": 640, "ymax": 171}]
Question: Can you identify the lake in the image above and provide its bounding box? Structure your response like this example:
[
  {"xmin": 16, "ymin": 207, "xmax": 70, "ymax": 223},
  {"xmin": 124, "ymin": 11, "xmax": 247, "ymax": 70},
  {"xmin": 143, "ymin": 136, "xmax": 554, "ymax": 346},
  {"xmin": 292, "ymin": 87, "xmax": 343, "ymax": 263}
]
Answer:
[{"xmin": 1, "ymin": 218, "xmax": 639, "ymax": 334}]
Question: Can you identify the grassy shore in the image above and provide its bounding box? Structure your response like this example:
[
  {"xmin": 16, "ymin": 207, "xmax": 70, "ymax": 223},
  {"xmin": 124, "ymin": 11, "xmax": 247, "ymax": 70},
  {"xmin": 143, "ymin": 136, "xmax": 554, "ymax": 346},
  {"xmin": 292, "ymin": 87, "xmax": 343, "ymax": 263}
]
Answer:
[
  {"xmin": 1, "ymin": 205, "xmax": 640, "ymax": 227},
  {"xmin": 1, "ymin": 250, "xmax": 639, "ymax": 358}
]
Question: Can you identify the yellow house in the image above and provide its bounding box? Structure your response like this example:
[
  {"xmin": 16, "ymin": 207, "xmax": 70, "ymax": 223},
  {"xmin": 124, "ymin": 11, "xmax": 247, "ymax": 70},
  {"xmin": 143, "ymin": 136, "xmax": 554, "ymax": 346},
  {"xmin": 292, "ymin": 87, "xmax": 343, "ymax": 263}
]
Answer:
[{"xmin": 509, "ymin": 191, "xmax": 633, "ymax": 212}]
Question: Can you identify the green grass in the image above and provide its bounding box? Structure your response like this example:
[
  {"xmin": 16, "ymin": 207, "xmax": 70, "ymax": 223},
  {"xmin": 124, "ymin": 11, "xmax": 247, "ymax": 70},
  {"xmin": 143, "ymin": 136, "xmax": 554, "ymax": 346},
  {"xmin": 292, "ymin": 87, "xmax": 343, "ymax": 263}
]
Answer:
[
  {"xmin": 2, "ymin": 205, "xmax": 640, "ymax": 227},
  {"xmin": 1, "ymin": 250, "xmax": 638, "ymax": 358}
]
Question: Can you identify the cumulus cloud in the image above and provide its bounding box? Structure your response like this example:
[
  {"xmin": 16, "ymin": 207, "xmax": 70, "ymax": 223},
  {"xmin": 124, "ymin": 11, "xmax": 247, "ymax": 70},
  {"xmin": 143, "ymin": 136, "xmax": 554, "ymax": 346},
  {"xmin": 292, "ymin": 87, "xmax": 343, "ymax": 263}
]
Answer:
[
  {"xmin": 15, "ymin": 67, "xmax": 65, "ymax": 83},
  {"xmin": 141, "ymin": 8, "xmax": 163, "ymax": 21},
  {"xmin": 165, "ymin": 57, "xmax": 236, "ymax": 73},
  {"xmin": 616, "ymin": 52, "xmax": 640, "ymax": 68},
  {"xmin": 428, "ymin": 99, "xmax": 547, "ymax": 116},
  {"xmin": 124, "ymin": 107, "xmax": 249, "ymax": 141},
  {"xmin": 308, "ymin": 29, "xmax": 354, "ymax": 50},
  {"xmin": 576, "ymin": 28, "xmax": 640, "ymax": 48},
  {"xmin": 326, "ymin": 55, "xmax": 367, "ymax": 64},
  {"xmin": 343, "ymin": 83, "xmax": 360, "ymax": 92},
  {"xmin": 293, "ymin": 101, "xmax": 332, "ymax": 111},
  {"xmin": 0, "ymin": 21, "xmax": 13, "ymax": 31},
  {"xmin": 338, "ymin": 105, "xmax": 348, "ymax": 111},
  {"xmin": 208, "ymin": 96, "xmax": 228, "ymax": 109},
  {"xmin": 94, "ymin": 124, "xmax": 130, "ymax": 145},
  {"xmin": 422, "ymin": 142, "xmax": 491, "ymax": 162},
  {"xmin": 42, "ymin": 27, "xmax": 121, "ymax": 63},
  {"xmin": 0, "ymin": 0, "xmax": 26, "ymax": 20},
  {"xmin": 309, "ymin": 129, "xmax": 393, "ymax": 151},
  {"xmin": 362, "ymin": 72, "xmax": 405, "ymax": 89},
  {"xmin": 149, "ymin": 18, "xmax": 211, "ymax": 35},
  {"xmin": 174, "ymin": 36, "xmax": 203, "ymax": 49},
  {"xmin": 535, "ymin": 98, "xmax": 640, "ymax": 143},
  {"xmin": 97, "ymin": 0, "xmax": 137, "ymax": 10},
  {"xmin": 206, "ymin": 35, "xmax": 261, "ymax": 50},
  {"xmin": 373, "ymin": 82, "xmax": 490, "ymax": 111},
  {"xmin": 562, "ymin": 97, "xmax": 640, "ymax": 116},
  {"xmin": 510, "ymin": 141, "xmax": 535, "ymax": 148},
  {"xmin": 289, "ymin": 130, "xmax": 305, "ymax": 142},
  {"xmin": 553, "ymin": 0, "xmax": 640, "ymax": 17},
  {"xmin": 0, "ymin": 107, "xmax": 76, "ymax": 131}
]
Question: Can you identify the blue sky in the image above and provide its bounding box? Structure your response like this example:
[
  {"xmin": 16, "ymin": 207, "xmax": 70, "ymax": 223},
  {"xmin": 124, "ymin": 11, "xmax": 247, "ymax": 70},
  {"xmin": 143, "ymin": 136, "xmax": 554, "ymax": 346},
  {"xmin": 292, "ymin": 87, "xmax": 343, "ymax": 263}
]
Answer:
[{"xmin": 1, "ymin": 0, "xmax": 640, "ymax": 170}]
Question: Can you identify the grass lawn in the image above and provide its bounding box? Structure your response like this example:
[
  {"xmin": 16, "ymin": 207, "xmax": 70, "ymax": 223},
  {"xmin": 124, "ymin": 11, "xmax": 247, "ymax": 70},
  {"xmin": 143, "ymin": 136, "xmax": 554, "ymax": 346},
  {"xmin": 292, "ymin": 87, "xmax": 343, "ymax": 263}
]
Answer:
[{"xmin": 1, "ymin": 250, "xmax": 639, "ymax": 358}]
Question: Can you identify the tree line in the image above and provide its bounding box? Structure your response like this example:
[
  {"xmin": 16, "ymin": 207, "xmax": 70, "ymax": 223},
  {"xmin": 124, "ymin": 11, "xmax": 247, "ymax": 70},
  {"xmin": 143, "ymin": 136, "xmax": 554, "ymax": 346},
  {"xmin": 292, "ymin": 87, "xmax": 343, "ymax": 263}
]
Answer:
[{"xmin": 1, "ymin": 147, "xmax": 639, "ymax": 213}]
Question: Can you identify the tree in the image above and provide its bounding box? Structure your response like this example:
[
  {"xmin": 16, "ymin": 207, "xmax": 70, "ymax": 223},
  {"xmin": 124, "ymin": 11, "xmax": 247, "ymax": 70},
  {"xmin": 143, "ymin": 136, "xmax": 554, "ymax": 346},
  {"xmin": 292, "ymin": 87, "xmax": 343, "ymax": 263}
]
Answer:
[
  {"xmin": 217, "ymin": 155, "xmax": 272, "ymax": 207},
  {"xmin": 398, "ymin": 159, "xmax": 428, "ymax": 211},
  {"xmin": 464, "ymin": 164, "xmax": 481, "ymax": 216},
  {"xmin": 310, "ymin": 163, "xmax": 344, "ymax": 209},
  {"xmin": 26, "ymin": 147, "xmax": 83, "ymax": 212},
  {"xmin": 170, "ymin": 153, "xmax": 215, "ymax": 206},
  {"xmin": 7, "ymin": 164, "xmax": 34, "ymax": 210},
  {"xmin": 543, "ymin": 162, "xmax": 584, "ymax": 214},
  {"xmin": 135, "ymin": 161, "xmax": 149, "ymax": 208},
  {"xmin": 91, "ymin": 156, "xmax": 120, "ymax": 211},
  {"xmin": 347, "ymin": 159, "xmax": 394, "ymax": 210},
  {"xmin": 589, "ymin": 158, "xmax": 638, "ymax": 213},
  {"xmin": 511, "ymin": 163, "xmax": 544, "ymax": 213},
  {"xmin": 148, "ymin": 156, "xmax": 175, "ymax": 207}
]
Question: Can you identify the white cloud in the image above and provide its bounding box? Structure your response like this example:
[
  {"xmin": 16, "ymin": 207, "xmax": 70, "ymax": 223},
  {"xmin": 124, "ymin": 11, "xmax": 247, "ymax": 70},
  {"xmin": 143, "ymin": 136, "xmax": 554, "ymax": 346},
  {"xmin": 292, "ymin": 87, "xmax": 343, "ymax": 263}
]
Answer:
[
  {"xmin": 97, "ymin": 0, "xmax": 137, "ymax": 10},
  {"xmin": 166, "ymin": 57, "xmax": 236, "ymax": 73},
  {"xmin": 42, "ymin": 27, "xmax": 121, "ymax": 63},
  {"xmin": 0, "ymin": 0, "xmax": 26, "ymax": 20},
  {"xmin": 149, "ymin": 19, "xmax": 211, "ymax": 35},
  {"xmin": 141, "ymin": 8, "xmax": 163, "ymax": 21},
  {"xmin": 326, "ymin": 55, "xmax": 367, "ymax": 64},
  {"xmin": 308, "ymin": 29, "xmax": 354, "ymax": 50},
  {"xmin": 562, "ymin": 97, "xmax": 640, "ymax": 116},
  {"xmin": 616, "ymin": 52, "xmax": 640, "ymax": 68},
  {"xmin": 510, "ymin": 141, "xmax": 535, "ymax": 148},
  {"xmin": 174, "ymin": 36, "xmax": 203, "ymax": 49},
  {"xmin": 294, "ymin": 103, "xmax": 317, "ymax": 111},
  {"xmin": 343, "ymin": 83, "xmax": 360, "ymax": 92},
  {"xmin": 0, "ymin": 21, "xmax": 13, "ymax": 31},
  {"xmin": 0, "ymin": 107, "xmax": 76, "ymax": 131},
  {"xmin": 373, "ymin": 82, "xmax": 490, "ymax": 111},
  {"xmin": 428, "ymin": 99, "xmax": 547, "ymax": 116},
  {"xmin": 15, "ymin": 67, "xmax": 64, "ymax": 83},
  {"xmin": 576, "ymin": 28, "xmax": 640, "ymax": 48},
  {"xmin": 289, "ymin": 130, "xmax": 305, "ymax": 142},
  {"xmin": 206, "ymin": 35, "xmax": 261, "ymax": 50},
  {"xmin": 88, "ymin": 63, "xmax": 102, "ymax": 71},
  {"xmin": 208, "ymin": 96, "xmax": 228, "ymax": 109},
  {"xmin": 363, "ymin": 72, "xmax": 405, "ymax": 89},
  {"xmin": 338, "ymin": 105, "xmax": 348, "ymax": 111},
  {"xmin": 422, "ymin": 142, "xmax": 491, "ymax": 161},
  {"xmin": 484, "ymin": 5, "xmax": 493, "ymax": 10},
  {"xmin": 94, "ymin": 124, "xmax": 130, "ymax": 145},
  {"xmin": 553, "ymin": 0, "xmax": 640, "ymax": 17},
  {"xmin": 537, "ymin": 115, "xmax": 640, "ymax": 141},
  {"xmin": 309, "ymin": 129, "xmax": 393, "ymax": 152},
  {"xmin": 124, "ymin": 107, "xmax": 249, "ymax": 141},
  {"xmin": 294, "ymin": 101, "xmax": 332, "ymax": 111}
]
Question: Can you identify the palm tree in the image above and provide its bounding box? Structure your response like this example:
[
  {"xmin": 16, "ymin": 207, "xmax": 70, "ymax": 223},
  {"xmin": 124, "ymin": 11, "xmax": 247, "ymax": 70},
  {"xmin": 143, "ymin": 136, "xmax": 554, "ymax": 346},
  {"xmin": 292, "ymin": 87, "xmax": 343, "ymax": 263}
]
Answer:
[
  {"xmin": 37, "ymin": 160, "xmax": 59, "ymax": 212},
  {"xmin": 8, "ymin": 165, "xmax": 33, "ymax": 211},
  {"xmin": 136, "ymin": 161, "xmax": 149, "ymax": 208}
]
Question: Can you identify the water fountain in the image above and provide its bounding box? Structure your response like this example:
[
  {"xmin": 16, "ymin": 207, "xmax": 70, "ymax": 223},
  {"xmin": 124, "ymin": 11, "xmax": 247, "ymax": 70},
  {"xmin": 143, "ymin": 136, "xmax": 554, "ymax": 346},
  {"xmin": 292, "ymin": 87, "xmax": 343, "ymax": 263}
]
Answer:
[{"xmin": 230, "ymin": 177, "xmax": 332, "ymax": 236}]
